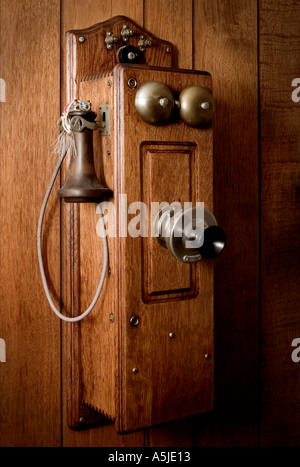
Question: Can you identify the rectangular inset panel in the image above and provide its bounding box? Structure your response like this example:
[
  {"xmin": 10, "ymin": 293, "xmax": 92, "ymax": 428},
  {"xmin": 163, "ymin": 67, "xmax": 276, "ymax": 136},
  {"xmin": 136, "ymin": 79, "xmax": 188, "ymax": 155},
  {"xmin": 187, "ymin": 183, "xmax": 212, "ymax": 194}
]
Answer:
[{"xmin": 141, "ymin": 143, "xmax": 198, "ymax": 301}]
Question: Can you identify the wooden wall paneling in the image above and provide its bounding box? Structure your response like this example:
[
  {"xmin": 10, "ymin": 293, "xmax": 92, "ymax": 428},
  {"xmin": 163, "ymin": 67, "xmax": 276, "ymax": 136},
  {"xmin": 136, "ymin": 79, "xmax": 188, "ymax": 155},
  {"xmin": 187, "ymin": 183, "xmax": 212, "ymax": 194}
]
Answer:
[
  {"xmin": 63, "ymin": 0, "xmax": 144, "ymax": 32},
  {"xmin": 0, "ymin": 0, "xmax": 61, "ymax": 446},
  {"xmin": 62, "ymin": 0, "xmax": 145, "ymax": 447},
  {"xmin": 193, "ymin": 0, "xmax": 259, "ymax": 446},
  {"xmin": 144, "ymin": 0, "xmax": 193, "ymax": 70},
  {"xmin": 259, "ymin": 0, "xmax": 300, "ymax": 447},
  {"xmin": 143, "ymin": 0, "xmax": 195, "ymax": 447}
]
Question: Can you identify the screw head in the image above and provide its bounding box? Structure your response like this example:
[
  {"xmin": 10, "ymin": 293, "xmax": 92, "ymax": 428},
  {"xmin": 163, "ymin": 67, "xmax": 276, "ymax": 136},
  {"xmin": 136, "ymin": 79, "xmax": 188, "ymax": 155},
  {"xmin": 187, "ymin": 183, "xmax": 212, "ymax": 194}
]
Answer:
[
  {"xmin": 169, "ymin": 332, "xmax": 175, "ymax": 339},
  {"xmin": 107, "ymin": 80, "xmax": 112, "ymax": 88},
  {"xmin": 130, "ymin": 316, "xmax": 140, "ymax": 327},
  {"xmin": 132, "ymin": 368, "xmax": 139, "ymax": 374},
  {"xmin": 128, "ymin": 78, "xmax": 137, "ymax": 89},
  {"xmin": 166, "ymin": 47, "xmax": 172, "ymax": 53},
  {"xmin": 79, "ymin": 417, "xmax": 86, "ymax": 424},
  {"xmin": 204, "ymin": 354, "xmax": 211, "ymax": 359},
  {"xmin": 109, "ymin": 313, "xmax": 114, "ymax": 323},
  {"xmin": 78, "ymin": 36, "xmax": 85, "ymax": 43}
]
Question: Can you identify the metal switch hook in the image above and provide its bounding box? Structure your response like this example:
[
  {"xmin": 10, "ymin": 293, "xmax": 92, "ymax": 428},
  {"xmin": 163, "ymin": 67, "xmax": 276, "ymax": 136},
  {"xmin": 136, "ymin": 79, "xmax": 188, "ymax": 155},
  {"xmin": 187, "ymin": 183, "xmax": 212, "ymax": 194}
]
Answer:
[{"xmin": 154, "ymin": 206, "xmax": 225, "ymax": 263}]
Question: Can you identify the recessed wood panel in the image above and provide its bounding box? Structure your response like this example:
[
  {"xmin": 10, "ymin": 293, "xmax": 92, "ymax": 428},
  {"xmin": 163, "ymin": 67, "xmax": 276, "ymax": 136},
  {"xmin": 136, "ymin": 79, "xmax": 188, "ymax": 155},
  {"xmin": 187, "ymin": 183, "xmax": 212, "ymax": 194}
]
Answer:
[{"xmin": 141, "ymin": 143, "xmax": 198, "ymax": 300}]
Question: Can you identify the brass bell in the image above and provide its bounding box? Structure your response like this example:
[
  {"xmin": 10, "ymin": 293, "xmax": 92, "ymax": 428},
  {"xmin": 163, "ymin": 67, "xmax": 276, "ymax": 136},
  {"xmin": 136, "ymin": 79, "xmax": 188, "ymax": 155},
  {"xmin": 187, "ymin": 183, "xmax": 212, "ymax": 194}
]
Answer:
[
  {"xmin": 135, "ymin": 81, "xmax": 174, "ymax": 124},
  {"xmin": 57, "ymin": 108, "xmax": 110, "ymax": 203},
  {"xmin": 179, "ymin": 85, "xmax": 215, "ymax": 126}
]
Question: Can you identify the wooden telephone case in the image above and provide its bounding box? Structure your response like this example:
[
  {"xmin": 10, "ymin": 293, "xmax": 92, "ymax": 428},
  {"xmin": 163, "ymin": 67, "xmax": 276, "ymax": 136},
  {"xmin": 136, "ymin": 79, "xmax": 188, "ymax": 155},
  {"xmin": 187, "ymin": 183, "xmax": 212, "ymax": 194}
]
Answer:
[{"xmin": 64, "ymin": 16, "xmax": 214, "ymax": 434}]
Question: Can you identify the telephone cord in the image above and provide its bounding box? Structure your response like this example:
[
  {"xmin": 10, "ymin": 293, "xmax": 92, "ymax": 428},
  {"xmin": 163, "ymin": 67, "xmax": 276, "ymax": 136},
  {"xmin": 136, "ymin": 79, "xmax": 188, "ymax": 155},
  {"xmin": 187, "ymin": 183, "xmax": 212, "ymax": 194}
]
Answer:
[{"xmin": 37, "ymin": 150, "xmax": 108, "ymax": 323}]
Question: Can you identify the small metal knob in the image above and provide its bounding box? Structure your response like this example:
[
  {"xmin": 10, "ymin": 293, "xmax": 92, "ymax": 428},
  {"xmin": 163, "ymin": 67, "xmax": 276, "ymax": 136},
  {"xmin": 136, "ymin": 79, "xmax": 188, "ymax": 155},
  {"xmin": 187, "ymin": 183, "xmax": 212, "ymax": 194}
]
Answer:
[
  {"xmin": 135, "ymin": 81, "xmax": 174, "ymax": 124},
  {"xmin": 105, "ymin": 32, "xmax": 119, "ymax": 50},
  {"xmin": 179, "ymin": 85, "xmax": 215, "ymax": 126},
  {"xmin": 118, "ymin": 45, "xmax": 141, "ymax": 64},
  {"xmin": 121, "ymin": 25, "xmax": 134, "ymax": 42},
  {"xmin": 130, "ymin": 316, "xmax": 140, "ymax": 327}
]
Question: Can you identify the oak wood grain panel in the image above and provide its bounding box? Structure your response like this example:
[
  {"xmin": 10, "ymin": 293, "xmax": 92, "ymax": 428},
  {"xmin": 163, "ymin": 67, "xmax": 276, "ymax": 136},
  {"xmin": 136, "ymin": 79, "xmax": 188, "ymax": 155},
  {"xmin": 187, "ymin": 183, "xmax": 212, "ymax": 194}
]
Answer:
[
  {"xmin": 260, "ymin": 0, "xmax": 300, "ymax": 446},
  {"xmin": 144, "ymin": 0, "xmax": 193, "ymax": 69},
  {"xmin": 62, "ymin": 0, "xmax": 145, "ymax": 447},
  {"xmin": 193, "ymin": 0, "xmax": 259, "ymax": 447},
  {"xmin": 141, "ymin": 144, "xmax": 197, "ymax": 299},
  {"xmin": 0, "ymin": 0, "xmax": 61, "ymax": 447},
  {"xmin": 63, "ymin": 0, "xmax": 144, "ymax": 32},
  {"xmin": 115, "ymin": 65, "xmax": 214, "ymax": 433}
]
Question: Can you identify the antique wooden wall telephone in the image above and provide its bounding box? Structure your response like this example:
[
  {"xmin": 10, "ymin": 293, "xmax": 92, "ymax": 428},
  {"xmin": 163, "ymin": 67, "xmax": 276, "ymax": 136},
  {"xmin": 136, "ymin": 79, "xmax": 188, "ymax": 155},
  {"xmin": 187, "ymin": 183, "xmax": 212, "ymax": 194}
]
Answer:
[{"xmin": 38, "ymin": 16, "xmax": 225, "ymax": 433}]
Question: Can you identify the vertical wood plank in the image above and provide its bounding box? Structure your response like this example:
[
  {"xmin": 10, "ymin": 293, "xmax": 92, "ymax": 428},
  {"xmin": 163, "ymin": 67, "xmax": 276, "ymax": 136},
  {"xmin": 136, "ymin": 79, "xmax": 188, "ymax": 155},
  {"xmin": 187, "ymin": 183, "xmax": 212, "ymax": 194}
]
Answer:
[
  {"xmin": 260, "ymin": 0, "xmax": 300, "ymax": 447},
  {"xmin": 61, "ymin": 0, "xmax": 145, "ymax": 447},
  {"xmin": 0, "ymin": 0, "xmax": 61, "ymax": 446},
  {"xmin": 143, "ymin": 0, "xmax": 194, "ymax": 447},
  {"xmin": 144, "ymin": 0, "xmax": 193, "ymax": 69},
  {"xmin": 193, "ymin": 0, "xmax": 259, "ymax": 446}
]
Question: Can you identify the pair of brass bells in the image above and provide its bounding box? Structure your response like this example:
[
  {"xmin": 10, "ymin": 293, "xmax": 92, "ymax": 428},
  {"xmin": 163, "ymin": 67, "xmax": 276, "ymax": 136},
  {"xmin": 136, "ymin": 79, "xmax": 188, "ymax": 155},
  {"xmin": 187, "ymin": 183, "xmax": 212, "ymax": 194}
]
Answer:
[{"xmin": 135, "ymin": 81, "xmax": 215, "ymax": 126}]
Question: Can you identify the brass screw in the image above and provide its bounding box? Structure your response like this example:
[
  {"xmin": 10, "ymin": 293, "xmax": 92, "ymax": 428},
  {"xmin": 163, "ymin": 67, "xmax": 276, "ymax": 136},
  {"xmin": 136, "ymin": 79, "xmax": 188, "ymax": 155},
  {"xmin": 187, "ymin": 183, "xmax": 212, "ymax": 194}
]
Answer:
[
  {"xmin": 169, "ymin": 332, "xmax": 175, "ymax": 339},
  {"xmin": 79, "ymin": 417, "xmax": 86, "ymax": 424},
  {"xmin": 166, "ymin": 47, "xmax": 172, "ymax": 53},
  {"xmin": 132, "ymin": 368, "xmax": 139, "ymax": 374},
  {"xmin": 204, "ymin": 354, "xmax": 211, "ymax": 359},
  {"xmin": 128, "ymin": 78, "xmax": 137, "ymax": 89},
  {"xmin": 130, "ymin": 316, "xmax": 140, "ymax": 327}
]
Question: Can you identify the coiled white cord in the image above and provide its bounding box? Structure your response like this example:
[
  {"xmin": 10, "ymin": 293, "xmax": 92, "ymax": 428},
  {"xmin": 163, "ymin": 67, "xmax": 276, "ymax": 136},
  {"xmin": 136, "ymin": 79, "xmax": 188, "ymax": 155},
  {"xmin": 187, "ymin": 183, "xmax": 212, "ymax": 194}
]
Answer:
[{"xmin": 37, "ymin": 139, "xmax": 108, "ymax": 323}]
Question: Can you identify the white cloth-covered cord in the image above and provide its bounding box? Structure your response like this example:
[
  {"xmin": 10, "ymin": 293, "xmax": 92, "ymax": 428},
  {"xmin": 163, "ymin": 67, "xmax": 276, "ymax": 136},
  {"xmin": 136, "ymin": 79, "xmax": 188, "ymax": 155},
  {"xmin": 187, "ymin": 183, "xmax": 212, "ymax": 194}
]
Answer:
[{"xmin": 37, "ymin": 144, "xmax": 108, "ymax": 323}]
